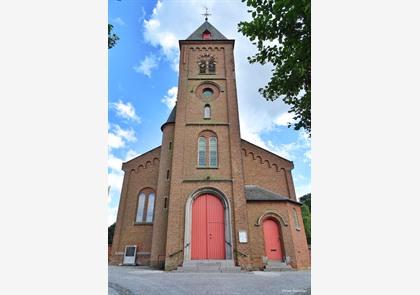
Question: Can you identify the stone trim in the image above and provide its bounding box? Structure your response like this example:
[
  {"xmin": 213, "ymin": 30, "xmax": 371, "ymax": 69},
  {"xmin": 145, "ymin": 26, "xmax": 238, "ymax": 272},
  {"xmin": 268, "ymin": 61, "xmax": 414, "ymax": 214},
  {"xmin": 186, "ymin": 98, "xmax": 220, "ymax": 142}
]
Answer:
[
  {"xmin": 186, "ymin": 123, "xmax": 230, "ymax": 126},
  {"xmin": 255, "ymin": 210, "xmax": 289, "ymax": 227},
  {"xmin": 182, "ymin": 179, "xmax": 232, "ymax": 183}
]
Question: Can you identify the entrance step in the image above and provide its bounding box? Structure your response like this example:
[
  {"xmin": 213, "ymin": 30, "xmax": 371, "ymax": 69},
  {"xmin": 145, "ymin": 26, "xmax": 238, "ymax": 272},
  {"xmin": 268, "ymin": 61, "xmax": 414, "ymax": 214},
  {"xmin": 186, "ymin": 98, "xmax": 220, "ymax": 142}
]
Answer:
[
  {"xmin": 176, "ymin": 260, "xmax": 241, "ymax": 273},
  {"xmin": 264, "ymin": 260, "xmax": 292, "ymax": 271}
]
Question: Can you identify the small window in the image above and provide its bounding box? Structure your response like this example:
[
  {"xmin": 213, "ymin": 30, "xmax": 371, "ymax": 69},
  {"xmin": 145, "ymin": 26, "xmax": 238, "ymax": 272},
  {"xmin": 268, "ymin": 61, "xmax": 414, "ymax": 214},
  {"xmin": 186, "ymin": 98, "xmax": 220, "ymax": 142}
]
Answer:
[
  {"xmin": 209, "ymin": 137, "xmax": 217, "ymax": 167},
  {"xmin": 202, "ymin": 30, "xmax": 211, "ymax": 39},
  {"xmin": 204, "ymin": 104, "xmax": 211, "ymax": 119},
  {"xmin": 136, "ymin": 193, "xmax": 146, "ymax": 222},
  {"xmin": 146, "ymin": 193, "xmax": 155, "ymax": 223},
  {"xmin": 166, "ymin": 169, "xmax": 170, "ymax": 180},
  {"xmin": 293, "ymin": 208, "xmax": 300, "ymax": 229},
  {"xmin": 169, "ymin": 141, "xmax": 172, "ymax": 150},
  {"xmin": 198, "ymin": 137, "xmax": 206, "ymax": 166},
  {"xmin": 202, "ymin": 88, "xmax": 213, "ymax": 98},
  {"xmin": 199, "ymin": 60, "xmax": 206, "ymax": 74},
  {"xmin": 208, "ymin": 58, "xmax": 216, "ymax": 73}
]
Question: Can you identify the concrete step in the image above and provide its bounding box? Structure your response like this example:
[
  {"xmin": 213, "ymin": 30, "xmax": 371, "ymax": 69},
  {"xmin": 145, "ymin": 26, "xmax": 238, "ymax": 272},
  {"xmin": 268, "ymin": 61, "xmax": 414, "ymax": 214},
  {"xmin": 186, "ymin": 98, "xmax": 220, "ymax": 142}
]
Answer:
[
  {"xmin": 176, "ymin": 260, "xmax": 241, "ymax": 273},
  {"xmin": 264, "ymin": 260, "xmax": 292, "ymax": 271}
]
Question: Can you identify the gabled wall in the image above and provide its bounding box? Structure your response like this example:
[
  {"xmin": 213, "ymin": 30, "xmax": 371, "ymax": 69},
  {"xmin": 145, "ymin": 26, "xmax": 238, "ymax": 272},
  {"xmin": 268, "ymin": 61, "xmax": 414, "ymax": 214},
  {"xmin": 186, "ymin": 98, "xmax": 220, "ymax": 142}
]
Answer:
[
  {"xmin": 241, "ymin": 140, "xmax": 297, "ymax": 200},
  {"xmin": 110, "ymin": 147, "xmax": 161, "ymax": 265}
]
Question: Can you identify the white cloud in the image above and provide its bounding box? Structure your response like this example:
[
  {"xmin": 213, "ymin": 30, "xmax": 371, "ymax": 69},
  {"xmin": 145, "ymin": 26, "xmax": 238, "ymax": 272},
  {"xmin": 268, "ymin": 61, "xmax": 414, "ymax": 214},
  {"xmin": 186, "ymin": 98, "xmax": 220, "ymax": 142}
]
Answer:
[
  {"xmin": 108, "ymin": 206, "xmax": 118, "ymax": 226},
  {"xmin": 108, "ymin": 132, "xmax": 125, "ymax": 150},
  {"xmin": 133, "ymin": 54, "xmax": 159, "ymax": 77},
  {"xmin": 108, "ymin": 149, "xmax": 140, "ymax": 225},
  {"xmin": 142, "ymin": 0, "xmax": 298, "ymax": 151},
  {"xmin": 161, "ymin": 86, "xmax": 178, "ymax": 109},
  {"xmin": 110, "ymin": 100, "xmax": 141, "ymax": 122},
  {"xmin": 111, "ymin": 17, "xmax": 125, "ymax": 26},
  {"xmin": 124, "ymin": 149, "xmax": 139, "ymax": 161},
  {"xmin": 113, "ymin": 124, "xmax": 136, "ymax": 142},
  {"xmin": 108, "ymin": 124, "xmax": 137, "ymax": 151},
  {"xmin": 275, "ymin": 112, "xmax": 296, "ymax": 126},
  {"xmin": 295, "ymin": 183, "xmax": 311, "ymax": 199},
  {"xmin": 108, "ymin": 153, "xmax": 124, "ymax": 171},
  {"xmin": 263, "ymin": 131, "xmax": 311, "ymax": 163}
]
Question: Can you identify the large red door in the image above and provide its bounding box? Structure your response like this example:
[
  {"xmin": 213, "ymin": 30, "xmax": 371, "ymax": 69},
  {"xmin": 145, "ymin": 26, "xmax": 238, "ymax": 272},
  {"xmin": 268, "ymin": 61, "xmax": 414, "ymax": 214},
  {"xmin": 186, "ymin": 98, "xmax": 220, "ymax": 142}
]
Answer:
[
  {"xmin": 263, "ymin": 219, "xmax": 283, "ymax": 260},
  {"xmin": 191, "ymin": 194, "xmax": 225, "ymax": 259}
]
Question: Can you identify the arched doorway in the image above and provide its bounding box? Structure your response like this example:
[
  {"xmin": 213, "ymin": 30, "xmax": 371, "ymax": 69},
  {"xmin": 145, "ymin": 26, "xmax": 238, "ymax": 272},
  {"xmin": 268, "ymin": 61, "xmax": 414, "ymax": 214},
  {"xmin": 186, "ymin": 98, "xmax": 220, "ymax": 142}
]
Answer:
[
  {"xmin": 191, "ymin": 194, "xmax": 225, "ymax": 259},
  {"xmin": 263, "ymin": 218, "xmax": 284, "ymax": 261}
]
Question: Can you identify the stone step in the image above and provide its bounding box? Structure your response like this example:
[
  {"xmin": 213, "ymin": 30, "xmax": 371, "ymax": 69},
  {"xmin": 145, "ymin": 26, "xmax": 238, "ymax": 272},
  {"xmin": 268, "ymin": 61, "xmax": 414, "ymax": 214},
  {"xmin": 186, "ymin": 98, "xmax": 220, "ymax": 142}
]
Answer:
[
  {"xmin": 264, "ymin": 260, "xmax": 292, "ymax": 271},
  {"xmin": 176, "ymin": 260, "xmax": 241, "ymax": 273}
]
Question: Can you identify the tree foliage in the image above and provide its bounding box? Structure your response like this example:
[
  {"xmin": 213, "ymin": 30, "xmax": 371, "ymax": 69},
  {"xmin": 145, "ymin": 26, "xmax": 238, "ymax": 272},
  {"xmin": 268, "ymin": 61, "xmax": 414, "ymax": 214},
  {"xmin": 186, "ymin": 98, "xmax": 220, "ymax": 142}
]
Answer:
[
  {"xmin": 108, "ymin": 222, "xmax": 116, "ymax": 245},
  {"xmin": 299, "ymin": 193, "xmax": 311, "ymax": 211},
  {"xmin": 108, "ymin": 24, "xmax": 119, "ymax": 49},
  {"xmin": 238, "ymin": 0, "xmax": 311, "ymax": 134},
  {"xmin": 299, "ymin": 193, "xmax": 311, "ymax": 245},
  {"xmin": 301, "ymin": 204, "xmax": 311, "ymax": 245}
]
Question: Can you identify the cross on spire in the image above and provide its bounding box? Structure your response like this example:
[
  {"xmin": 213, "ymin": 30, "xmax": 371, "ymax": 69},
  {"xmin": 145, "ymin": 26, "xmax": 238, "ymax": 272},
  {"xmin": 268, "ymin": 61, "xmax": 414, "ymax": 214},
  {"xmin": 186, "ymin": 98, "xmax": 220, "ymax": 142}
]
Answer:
[{"xmin": 202, "ymin": 7, "xmax": 211, "ymax": 21}]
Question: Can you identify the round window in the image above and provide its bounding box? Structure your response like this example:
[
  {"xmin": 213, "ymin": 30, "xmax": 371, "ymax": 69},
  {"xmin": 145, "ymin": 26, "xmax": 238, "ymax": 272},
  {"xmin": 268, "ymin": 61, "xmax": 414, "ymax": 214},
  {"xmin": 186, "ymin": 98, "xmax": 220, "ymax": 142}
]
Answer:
[
  {"xmin": 195, "ymin": 83, "xmax": 220, "ymax": 101},
  {"xmin": 202, "ymin": 88, "xmax": 214, "ymax": 98}
]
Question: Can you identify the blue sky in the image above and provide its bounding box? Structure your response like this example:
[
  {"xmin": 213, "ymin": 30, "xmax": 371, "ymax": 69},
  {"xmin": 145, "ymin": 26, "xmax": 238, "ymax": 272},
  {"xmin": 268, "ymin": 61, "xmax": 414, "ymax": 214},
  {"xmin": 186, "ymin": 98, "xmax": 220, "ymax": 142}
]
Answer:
[{"xmin": 108, "ymin": 0, "xmax": 311, "ymax": 225}]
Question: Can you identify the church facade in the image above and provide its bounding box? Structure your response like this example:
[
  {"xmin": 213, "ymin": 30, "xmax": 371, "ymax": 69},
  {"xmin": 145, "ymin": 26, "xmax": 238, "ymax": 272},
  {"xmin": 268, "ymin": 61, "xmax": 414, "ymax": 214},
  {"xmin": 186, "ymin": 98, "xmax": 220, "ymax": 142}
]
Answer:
[{"xmin": 110, "ymin": 21, "xmax": 310, "ymax": 271}]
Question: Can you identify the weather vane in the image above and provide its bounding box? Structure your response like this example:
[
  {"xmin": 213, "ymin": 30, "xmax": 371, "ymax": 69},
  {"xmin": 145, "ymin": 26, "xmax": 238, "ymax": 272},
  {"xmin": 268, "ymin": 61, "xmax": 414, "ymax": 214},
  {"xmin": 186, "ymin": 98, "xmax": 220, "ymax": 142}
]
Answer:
[{"xmin": 202, "ymin": 7, "xmax": 211, "ymax": 21}]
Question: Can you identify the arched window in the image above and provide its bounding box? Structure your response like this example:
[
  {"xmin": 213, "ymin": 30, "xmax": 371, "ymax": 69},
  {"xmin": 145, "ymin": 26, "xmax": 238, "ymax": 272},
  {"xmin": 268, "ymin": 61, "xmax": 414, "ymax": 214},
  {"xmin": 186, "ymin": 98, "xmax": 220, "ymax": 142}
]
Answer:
[
  {"xmin": 204, "ymin": 104, "xmax": 211, "ymax": 119},
  {"xmin": 202, "ymin": 30, "xmax": 211, "ymax": 40},
  {"xmin": 135, "ymin": 190, "xmax": 155, "ymax": 223},
  {"xmin": 199, "ymin": 60, "xmax": 206, "ymax": 74},
  {"xmin": 293, "ymin": 208, "xmax": 300, "ymax": 229},
  {"xmin": 208, "ymin": 57, "xmax": 216, "ymax": 73},
  {"xmin": 198, "ymin": 53, "xmax": 216, "ymax": 75},
  {"xmin": 136, "ymin": 193, "xmax": 146, "ymax": 222},
  {"xmin": 197, "ymin": 131, "xmax": 218, "ymax": 168},
  {"xmin": 198, "ymin": 137, "xmax": 206, "ymax": 167},
  {"xmin": 209, "ymin": 137, "xmax": 218, "ymax": 167},
  {"xmin": 146, "ymin": 193, "xmax": 155, "ymax": 222}
]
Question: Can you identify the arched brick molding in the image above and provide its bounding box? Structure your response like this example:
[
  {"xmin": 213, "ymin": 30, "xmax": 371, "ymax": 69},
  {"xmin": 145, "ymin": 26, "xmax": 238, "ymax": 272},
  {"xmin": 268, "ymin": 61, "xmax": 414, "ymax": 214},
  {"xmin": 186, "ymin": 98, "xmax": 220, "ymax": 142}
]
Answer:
[{"xmin": 255, "ymin": 211, "xmax": 289, "ymax": 227}]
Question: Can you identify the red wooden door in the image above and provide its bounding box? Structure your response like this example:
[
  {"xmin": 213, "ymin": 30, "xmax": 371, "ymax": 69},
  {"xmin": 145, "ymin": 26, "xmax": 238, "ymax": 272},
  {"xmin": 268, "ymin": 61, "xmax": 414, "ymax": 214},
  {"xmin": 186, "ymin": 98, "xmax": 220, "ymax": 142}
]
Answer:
[
  {"xmin": 263, "ymin": 219, "xmax": 283, "ymax": 260},
  {"xmin": 191, "ymin": 194, "xmax": 225, "ymax": 259}
]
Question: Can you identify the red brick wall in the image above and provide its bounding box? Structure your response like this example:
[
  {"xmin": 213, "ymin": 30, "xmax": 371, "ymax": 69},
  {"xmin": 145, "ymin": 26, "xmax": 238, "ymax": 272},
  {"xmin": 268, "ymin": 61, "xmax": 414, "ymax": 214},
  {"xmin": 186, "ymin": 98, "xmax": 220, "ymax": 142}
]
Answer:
[
  {"xmin": 109, "ymin": 147, "xmax": 161, "ymax": 265},
  {"xmin": 246, "ymin": 201, "xmax": 310, "ymax": 269}
]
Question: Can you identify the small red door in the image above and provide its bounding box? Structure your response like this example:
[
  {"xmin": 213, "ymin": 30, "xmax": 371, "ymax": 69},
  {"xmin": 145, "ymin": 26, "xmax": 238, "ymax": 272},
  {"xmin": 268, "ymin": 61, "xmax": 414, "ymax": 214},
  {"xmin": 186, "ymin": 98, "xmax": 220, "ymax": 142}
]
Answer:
[
  {"xmin": 263, "ymin": 219, "xmax": 283, "ymax": 260},
  {"xmin": 191, "ymin": 194, "xmax": 225, "ymax": 259}
]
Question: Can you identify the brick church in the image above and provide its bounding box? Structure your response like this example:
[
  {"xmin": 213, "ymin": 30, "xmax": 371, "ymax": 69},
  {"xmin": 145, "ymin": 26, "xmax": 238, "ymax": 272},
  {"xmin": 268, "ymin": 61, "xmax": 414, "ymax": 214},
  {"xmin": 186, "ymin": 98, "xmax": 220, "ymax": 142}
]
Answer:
[{"xmin": 110, "ymin": 20, "xmax": 310, "ymax": 271}]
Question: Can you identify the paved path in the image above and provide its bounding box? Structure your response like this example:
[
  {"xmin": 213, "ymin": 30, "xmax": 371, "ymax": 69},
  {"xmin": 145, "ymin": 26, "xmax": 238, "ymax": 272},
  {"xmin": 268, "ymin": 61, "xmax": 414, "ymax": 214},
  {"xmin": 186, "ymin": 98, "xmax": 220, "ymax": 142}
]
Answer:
[{"xmin": 108, "ymin": 266, "xmax": 311, "ymax": 295}]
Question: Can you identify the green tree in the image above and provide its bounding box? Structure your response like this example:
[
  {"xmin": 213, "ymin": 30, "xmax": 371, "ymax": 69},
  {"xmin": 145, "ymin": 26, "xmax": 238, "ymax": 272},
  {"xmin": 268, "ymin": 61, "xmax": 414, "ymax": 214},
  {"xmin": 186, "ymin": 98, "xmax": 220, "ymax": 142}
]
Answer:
[
  {"xmin": 108, "ymin": 24, "xmax": 119, "ymax": 49},
  {"xmin": 299, "ymin": 193, "xmax": 311, "ymax": 211},
  {"xmin": 299, "ymin": 193, "xmax": 311, "ymax": 244},
  {"xmin": 108, "ymin": 222, "xmax": 116, "ymax": 245},
  {"xmin": 301, "ymin": 204, "xmax": 311, "ymax": 245},
  {"xmin": 238, "ymin": 0, "xmax": 311, "ymax": 134}
]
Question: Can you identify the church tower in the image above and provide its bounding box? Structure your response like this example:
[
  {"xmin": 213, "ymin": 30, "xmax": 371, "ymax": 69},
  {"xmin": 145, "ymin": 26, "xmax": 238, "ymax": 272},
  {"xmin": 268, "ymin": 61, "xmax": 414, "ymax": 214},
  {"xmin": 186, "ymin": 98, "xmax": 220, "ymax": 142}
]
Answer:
[
  {"xmin": 151, "ymin": 20, "xmax": 252, "ymax": 270},
  {"xmin": 112, "ymin": 17, "xmax": 310, "ymax": 272}
]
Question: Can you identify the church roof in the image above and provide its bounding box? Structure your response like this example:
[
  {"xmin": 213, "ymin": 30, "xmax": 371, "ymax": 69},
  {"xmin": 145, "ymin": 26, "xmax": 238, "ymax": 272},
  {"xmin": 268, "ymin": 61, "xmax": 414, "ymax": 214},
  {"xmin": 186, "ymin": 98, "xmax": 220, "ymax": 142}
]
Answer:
[
  {"xmin": 186, "ymin": 21, "xmax": 227, "ymax": 40},
  {"xmin": 245, "ymin": 185, "xmax": 301, "ymax": 204},
  {"xmin": 161, "ymin": 105, "xmax": 176, "ymax": 130}
]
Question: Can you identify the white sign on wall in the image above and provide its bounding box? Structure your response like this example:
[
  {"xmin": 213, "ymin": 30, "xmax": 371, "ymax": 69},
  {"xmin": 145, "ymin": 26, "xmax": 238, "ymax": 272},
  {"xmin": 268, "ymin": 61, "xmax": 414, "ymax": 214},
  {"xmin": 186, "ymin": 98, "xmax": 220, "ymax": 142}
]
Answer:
[{"xmin": 238, "ymin": 230, "xmax": 248, "ymax": 243}]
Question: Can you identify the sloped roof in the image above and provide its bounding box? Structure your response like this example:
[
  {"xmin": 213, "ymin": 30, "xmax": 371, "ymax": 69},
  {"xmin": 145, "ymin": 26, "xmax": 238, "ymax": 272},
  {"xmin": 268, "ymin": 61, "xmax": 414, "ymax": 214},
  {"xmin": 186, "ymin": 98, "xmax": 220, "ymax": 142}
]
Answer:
[
  {"xmin": 245, "ymin": 185, "xmax": 301, "ymax": 204},
  {"xmin": 161, "ymin": 105, "xmax": 176, "ymax": 130},
  {"xmin": 186, "ymin": 21, "xmax": 227, "ymax": 40}
]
